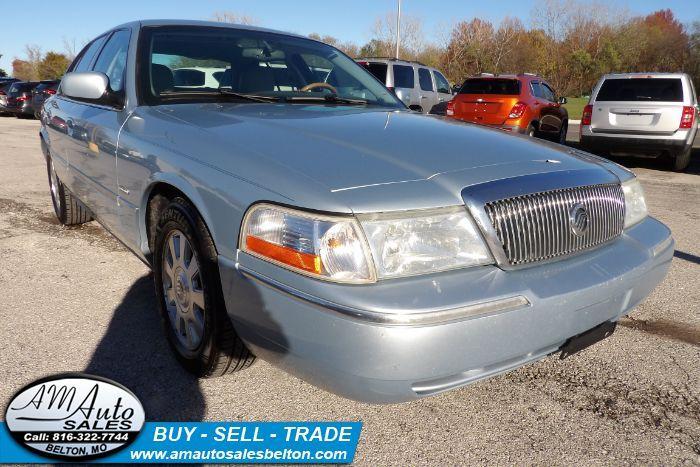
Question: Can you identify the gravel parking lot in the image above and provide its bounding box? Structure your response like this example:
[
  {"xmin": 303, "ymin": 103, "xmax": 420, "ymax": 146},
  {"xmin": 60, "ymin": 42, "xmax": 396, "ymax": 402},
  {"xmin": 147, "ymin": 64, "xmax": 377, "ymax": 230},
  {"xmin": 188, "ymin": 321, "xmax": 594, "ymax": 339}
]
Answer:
[{"xmin": 1, "ymin": 117, "xmax": 698, "ymax": 465}]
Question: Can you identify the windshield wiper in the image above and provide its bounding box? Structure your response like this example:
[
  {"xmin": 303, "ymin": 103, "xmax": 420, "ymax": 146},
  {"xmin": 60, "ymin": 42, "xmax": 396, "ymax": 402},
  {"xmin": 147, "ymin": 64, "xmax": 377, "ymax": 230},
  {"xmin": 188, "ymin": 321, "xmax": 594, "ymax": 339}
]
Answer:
[
  {"xmin": 218, "ymin": 89, "xmax": 281, "ymax": 103},
  {"xmin": 158, "ymin": 90, "xmax": 279, "ymax": 103},
  {"xmin": 284, "ymin": 94, "xmax": 368, "ymax": 106}
]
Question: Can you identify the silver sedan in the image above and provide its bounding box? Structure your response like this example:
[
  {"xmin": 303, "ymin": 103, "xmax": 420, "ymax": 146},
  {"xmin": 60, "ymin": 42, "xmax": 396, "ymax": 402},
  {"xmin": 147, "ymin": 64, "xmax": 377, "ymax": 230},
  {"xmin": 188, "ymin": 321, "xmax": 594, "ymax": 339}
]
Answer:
[{"xmin": 40, "ymin": 20, "xmax": 673, "ymax": 403}]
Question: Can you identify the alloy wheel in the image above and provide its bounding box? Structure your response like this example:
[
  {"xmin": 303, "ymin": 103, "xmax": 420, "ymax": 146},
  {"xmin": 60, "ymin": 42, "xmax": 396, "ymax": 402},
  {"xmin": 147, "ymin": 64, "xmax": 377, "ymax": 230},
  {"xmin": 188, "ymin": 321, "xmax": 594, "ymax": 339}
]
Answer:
[{"xmin": 162, "ymin": 229, "xmax": 206, "ymax": 352}]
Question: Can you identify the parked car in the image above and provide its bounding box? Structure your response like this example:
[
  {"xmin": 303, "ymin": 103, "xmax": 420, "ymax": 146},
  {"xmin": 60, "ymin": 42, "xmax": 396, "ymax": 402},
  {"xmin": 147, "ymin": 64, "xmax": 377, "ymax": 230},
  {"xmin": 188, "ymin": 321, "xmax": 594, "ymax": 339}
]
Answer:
[
  {"xmin": 41, "ymin": 20, "xmax": 673, "ymax": 403},
  {"xmin": 447, "ymin": 73, "xmax": 569, "ymax": 143},
  {"xmin": 357, "ymin": 58, "xmax": 453, "ymax": 113},
  {"xmin": 5, "ymin": 81, "xmax": 40, "ymax": 118},
  {"xmin": 0, "ymin": 81, "xmax": 20, "ymax": 115},
  {"xmin": 579, "ymin": 73, "xmax": 698, "ymax": 171},
  {"xmin": 31, "ymin": 80, "xmax": 60, "ymax": 118}
]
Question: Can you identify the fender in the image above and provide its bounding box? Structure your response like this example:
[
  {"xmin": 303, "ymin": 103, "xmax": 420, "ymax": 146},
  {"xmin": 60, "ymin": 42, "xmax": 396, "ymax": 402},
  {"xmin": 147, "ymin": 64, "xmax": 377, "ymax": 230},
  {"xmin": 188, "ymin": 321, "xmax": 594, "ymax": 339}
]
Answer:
[{"xmin": 137, "ymin": 172, "xmax": 218, "ymax": 258}]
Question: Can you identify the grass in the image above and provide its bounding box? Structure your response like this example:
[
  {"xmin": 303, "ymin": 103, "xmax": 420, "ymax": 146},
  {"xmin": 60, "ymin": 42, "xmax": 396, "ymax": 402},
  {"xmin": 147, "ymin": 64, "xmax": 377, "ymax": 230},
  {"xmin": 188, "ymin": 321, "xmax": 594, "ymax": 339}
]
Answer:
[{"xmin": 562, "ymin": 97, "xmax": 589, "ymax": 121}]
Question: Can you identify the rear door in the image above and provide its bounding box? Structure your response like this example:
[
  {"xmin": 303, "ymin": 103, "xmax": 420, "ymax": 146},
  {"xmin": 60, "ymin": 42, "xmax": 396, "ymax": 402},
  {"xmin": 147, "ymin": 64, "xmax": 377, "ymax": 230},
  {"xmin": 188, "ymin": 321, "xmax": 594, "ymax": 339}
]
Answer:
[
  {"xmin": 392, "ymin": 64, "xmax": 417, "ymax": 108},
  {"xmin": 47, "ymin": 34, "xmax": 109, "ymax": 191},
  {"xmin": 454, "ymin": 78, "xmax": 520, "ymax": 125},
  {"xmin": 590, "ymin": 77, "xmax": 685, "ymax": 135},
  {"xmin": 417, "ymin": 67, "xmax": 437, "ymax": 113}
]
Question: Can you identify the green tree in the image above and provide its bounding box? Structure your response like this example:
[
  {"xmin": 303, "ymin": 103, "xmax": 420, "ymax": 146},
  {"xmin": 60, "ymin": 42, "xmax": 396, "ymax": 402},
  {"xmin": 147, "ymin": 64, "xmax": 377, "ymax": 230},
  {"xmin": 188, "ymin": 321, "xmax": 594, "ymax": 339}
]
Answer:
[{"xmin": 38, "ymin": 52, "xmax": 70, "ymax": 80}]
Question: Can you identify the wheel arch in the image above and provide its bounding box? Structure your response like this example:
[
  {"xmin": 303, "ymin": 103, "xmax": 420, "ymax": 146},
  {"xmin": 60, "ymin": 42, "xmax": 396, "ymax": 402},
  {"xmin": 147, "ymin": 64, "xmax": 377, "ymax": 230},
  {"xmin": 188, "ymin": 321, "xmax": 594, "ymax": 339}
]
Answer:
[{"xmin": 140, "ymin": 175, "xmax": 219, "ymax": 263}]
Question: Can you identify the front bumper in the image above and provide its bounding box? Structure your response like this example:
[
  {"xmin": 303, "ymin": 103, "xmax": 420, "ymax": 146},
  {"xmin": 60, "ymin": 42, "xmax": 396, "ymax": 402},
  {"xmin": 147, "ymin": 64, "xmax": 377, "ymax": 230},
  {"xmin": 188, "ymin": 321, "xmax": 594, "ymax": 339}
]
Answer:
[{"xmin": 218, "ymin": 217, "xmax": 673, "ymax": 403}]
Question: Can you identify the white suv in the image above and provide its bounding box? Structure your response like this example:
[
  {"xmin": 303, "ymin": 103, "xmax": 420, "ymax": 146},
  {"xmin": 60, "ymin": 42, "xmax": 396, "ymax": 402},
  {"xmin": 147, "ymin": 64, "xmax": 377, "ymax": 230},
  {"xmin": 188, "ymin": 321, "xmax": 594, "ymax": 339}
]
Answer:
[
  {"xmin": 357, "ymin": 58, "xmax": 453, "ymax": 114},
  {"xmin": 580, "ymin": 73, "xmax": 698, "ymax": 171}
]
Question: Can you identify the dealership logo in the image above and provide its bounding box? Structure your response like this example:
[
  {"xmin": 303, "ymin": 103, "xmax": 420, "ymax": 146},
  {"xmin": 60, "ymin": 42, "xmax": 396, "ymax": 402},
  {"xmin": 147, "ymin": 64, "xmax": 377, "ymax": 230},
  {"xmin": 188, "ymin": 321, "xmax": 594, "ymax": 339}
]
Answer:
[
  {"xmin": 5, "ymin": 373, "xmax": 144, "ymax": 461},
  {"xmin": 569, "ymin": 203, "xmax": 589, "ymax": 236}
]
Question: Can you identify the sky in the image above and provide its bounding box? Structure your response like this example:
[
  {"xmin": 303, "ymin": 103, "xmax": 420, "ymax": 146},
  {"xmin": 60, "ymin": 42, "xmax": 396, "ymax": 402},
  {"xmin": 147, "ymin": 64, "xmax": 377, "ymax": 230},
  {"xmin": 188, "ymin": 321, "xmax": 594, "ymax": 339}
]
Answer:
[{"xmin": 0, "ymin": 0, "xmax": 698, "ymax": 74}]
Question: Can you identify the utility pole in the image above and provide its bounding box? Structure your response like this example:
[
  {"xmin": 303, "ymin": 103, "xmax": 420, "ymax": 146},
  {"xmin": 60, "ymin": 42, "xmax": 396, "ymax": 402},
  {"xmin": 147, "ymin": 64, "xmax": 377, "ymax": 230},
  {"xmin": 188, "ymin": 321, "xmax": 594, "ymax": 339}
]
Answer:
[{"xmin": 395, "ymin": 0, "xmax": 401, "ymax": 59}]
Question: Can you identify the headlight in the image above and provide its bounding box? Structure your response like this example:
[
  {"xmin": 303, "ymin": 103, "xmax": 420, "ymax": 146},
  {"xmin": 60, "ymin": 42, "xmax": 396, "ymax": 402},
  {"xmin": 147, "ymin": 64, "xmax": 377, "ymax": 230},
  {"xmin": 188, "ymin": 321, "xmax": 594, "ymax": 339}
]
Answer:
[
  {"xmin": 358, "ymin": 206, "xmax": 492, "ymax": 279},
  {"xmin": 241, "ymin": 204, "xmax": 375, "ymax": 283},
  {"xmin": 622, "ymin": 178, "xmax": 647, "ymax": 228}
]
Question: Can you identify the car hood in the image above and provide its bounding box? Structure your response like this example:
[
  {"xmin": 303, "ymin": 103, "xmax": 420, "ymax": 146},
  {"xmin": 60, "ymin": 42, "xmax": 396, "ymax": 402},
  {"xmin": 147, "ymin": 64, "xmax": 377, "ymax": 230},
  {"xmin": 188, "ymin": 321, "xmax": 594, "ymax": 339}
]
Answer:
[{"xmin": 150, "ymin": 103, "xmax": 626, "ymax": 212}]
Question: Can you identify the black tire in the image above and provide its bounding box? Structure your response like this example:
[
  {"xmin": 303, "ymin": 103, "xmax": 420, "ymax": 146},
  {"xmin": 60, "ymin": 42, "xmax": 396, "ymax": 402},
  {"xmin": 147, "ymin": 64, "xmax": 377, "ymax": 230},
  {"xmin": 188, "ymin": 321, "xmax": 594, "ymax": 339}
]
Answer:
[
  {"xmin": 671, "ymin": 146, "xmax": 691, "ymax": 172},
  {"xmin": 153, "ymin": 197, "xmax": 255, "ymax": 377},
  {"xmin": 526, "ymin": 124, "xmax": 537, "ymax": 138},
  {"xmin": 46, "ymin": 156, "xmax": 93, "ymax": 225},
  {"xmin": 557, "ymin": 121, "xmax": 568, "ymax": 144}
]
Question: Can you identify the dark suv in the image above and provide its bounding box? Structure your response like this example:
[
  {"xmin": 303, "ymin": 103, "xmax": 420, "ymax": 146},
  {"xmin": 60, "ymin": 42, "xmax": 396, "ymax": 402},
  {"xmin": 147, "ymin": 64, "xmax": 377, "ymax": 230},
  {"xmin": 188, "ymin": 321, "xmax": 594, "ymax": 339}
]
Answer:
[
  {"xmin": 0, "ymin": 79, "xmax": 21, "ymax": 115},
  {"xmin": 32, "ymin": 80, "xmax": 60, "ymax": 118},
  {"xmin": 5, "ymin": 81, "xmax": 40, "ymax": 118}
]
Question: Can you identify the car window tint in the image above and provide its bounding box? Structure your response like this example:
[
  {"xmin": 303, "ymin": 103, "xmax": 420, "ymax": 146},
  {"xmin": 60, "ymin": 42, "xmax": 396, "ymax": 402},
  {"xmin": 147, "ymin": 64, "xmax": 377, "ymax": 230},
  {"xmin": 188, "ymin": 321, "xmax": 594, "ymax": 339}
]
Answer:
[
  {"xmin": 596, "ymin": 78, "xmax": 683, "ymax": 102},
  {"xmin": 72, "ymin": 36, "xmax": 108, "ymax": 73},
  {"xmin": 541, "ymin": 82, "xmax": 556, "ymax": 101},
  {"xmin": 433, "ymin": 71, "xmax": 450, "ymax": 94},
  {"xmin": 531, "ymin": 81, "xmax": 545, "ymax": 99},
  {"xmin": 173, "ymin": 69, "xmax": 205, "ymax": 86},
  {"xmin": 92, "ymin": 29, "xmax": 131, "ymax": 92},
  {"xmin": 393, "ymin": 65, "xmax": 414, "ymax": 88},
  {"xmin": 358, "ymin": 62, "xmax": 387, "ymax": 84},
  {"xmin": 460, "ymin": 79, "xmax": 520, "ymax": 95},
  {"xmin": 418, "ymin": 68, "xmax": 433, "ymax": 92}
]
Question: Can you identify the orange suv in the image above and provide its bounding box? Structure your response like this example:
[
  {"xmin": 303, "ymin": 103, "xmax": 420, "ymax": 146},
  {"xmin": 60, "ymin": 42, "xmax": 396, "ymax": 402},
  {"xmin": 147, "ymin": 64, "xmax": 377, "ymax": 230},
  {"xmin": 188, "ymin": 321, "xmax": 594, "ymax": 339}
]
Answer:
[{"xmin": 447, "ymin": 74, "xmax": 569, "ymax": 143}]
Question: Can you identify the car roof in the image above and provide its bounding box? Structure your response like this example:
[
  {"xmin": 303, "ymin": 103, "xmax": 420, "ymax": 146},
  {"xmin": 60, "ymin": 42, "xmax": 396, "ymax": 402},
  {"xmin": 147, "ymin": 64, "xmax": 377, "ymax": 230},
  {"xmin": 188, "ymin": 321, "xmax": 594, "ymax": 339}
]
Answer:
[
  {"xmin": 356, "ymin": 57, "xmax": 432, "ymax": 68},
  {"xmin": 110, "ymin": 19, "xmax": 306, "ymax": 40},
  {"xmin": 601, "ymin": 72, "xmax": 689, "ymax": 79}
]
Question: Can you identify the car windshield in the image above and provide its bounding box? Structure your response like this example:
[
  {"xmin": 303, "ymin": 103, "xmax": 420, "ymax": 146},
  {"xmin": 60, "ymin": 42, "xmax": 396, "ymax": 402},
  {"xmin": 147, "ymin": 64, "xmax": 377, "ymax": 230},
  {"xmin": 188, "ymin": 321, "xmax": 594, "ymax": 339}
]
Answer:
[
  {"xmin": 141, "ymin": 26, "xmax": 404, "ymax": 108},
  {"xmin": 460, "ymin": 79, "xmax": 520, "ymax": 95},
  {"xmin": 596, "ymin": 78, "xmax": 683, "ymax": 102}
]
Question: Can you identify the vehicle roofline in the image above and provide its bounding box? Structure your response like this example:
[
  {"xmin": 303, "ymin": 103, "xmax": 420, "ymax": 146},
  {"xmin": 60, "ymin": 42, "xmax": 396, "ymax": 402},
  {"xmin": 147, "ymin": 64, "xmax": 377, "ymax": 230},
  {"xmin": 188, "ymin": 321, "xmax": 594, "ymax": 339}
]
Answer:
[
  {"xmin": 107, "ymin": 19, "xmax": 306, "ymax": 40},
  {"xmin": 599, "ymin": 72, "xmax": 690, "ymax": 78}
]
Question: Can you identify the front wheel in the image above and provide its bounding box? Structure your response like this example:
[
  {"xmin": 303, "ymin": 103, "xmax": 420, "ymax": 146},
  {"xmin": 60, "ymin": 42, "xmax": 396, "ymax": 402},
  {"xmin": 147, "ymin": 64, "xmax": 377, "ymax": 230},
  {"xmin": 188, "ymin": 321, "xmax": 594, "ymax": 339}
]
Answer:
[{"xmin": 153, "ymin": 197, "xmax": 255, "ymax": 377}]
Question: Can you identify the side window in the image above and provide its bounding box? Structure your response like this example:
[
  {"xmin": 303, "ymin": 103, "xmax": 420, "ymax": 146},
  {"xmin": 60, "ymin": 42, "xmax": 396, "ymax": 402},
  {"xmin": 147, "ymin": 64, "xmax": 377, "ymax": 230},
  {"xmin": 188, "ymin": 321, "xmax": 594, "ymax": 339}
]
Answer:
[
  {"xmin": 541, "ymin": 82, "xmax": 556, "ymax": 102},
  {"xmin": 92, "ymin": 29, "xmax": 131, "ymax": 92},
  {"xmin": 392, "ymin": 65, "xmax": 414, "ymax": 89},
  {"xmin": 418, "ymin": 68, "xmax": 434, "ymax": 92},
  {"xmin": 531, "ymin": 81, "xmax": 545, "ymax": 99},
  {"xmin": 433, "ymin": 70, "xmax": 450, "ymax": 94},
  {"xmin": 71, "ymin": 35, "xmax": 108, "ymax": 73}
]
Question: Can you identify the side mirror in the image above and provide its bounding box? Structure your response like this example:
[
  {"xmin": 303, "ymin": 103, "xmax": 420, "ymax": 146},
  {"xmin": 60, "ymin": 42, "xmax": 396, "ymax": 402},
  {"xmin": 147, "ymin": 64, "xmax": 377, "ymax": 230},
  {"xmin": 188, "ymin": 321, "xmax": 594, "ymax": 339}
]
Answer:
[
  {"xmin": 61, "ymin": 72, "xmax": 122, "ymax": 108},
  {"xmin": 558, "ymin": 96, "xmax": 568, "ymax": 104}
]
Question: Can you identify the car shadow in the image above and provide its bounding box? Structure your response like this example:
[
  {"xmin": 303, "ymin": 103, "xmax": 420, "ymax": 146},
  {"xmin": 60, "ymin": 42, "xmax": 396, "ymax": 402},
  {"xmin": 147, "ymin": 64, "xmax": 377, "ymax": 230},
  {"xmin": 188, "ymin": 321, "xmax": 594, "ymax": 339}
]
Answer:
[
  {"xmin": 83, "ymin": 270, "xmax": 291, "ymax": 420},
  {"xmin": 566, "ymin": 142, "xmax": 700, "ymax": 175},
  {"xmin": 84, "ymin": 274, "xmax": 206, "ymax": 421}
]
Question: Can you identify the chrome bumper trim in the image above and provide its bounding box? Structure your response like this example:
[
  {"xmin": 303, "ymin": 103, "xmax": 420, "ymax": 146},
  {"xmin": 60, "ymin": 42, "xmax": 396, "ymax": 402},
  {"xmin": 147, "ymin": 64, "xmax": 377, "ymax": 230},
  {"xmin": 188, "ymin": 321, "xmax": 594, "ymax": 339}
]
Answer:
[{"xmin": 237, "ymin": 264, "xmax": 530, "ymax": 326}]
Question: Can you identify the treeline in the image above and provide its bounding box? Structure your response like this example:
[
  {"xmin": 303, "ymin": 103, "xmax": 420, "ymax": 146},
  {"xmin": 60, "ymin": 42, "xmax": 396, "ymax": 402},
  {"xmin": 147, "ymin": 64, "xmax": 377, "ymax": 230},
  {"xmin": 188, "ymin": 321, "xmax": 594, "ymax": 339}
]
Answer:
[
  {"xmin": 10, "ymin": 46, "xmax": 72, "ymax": 81},
  {"xmin": 319, "ymin": 4, "xmax": 700, "ymax": 97},
  {"xmin": 5, "ymin": 3, "xmax": 698, "ymax": 96}
]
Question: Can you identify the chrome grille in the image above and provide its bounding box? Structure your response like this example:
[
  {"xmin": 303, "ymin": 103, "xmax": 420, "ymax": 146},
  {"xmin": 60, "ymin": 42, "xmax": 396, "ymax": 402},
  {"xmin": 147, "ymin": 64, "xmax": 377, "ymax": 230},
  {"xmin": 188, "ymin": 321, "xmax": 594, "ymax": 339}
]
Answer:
[{"xmin": 484, "ymin": 184, "xmax": 625, "ymax": 265}]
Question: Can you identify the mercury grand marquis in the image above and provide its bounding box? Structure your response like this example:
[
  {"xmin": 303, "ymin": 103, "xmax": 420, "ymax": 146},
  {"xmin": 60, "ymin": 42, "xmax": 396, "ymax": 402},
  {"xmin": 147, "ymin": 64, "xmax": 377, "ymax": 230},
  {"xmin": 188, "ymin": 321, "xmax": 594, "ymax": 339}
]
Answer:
[{"xmin": 39, "ymin": 20, "xmax": 674, "ymax": 403}]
